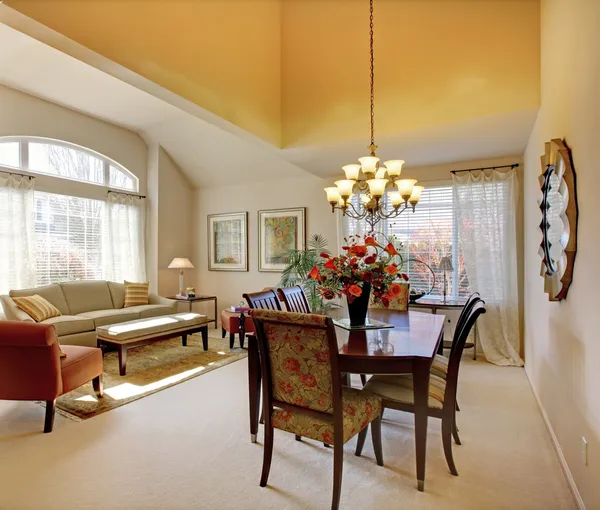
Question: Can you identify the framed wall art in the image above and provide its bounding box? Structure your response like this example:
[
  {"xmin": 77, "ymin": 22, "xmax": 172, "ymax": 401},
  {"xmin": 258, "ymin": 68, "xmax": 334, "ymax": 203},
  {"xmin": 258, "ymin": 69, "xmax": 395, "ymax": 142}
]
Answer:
[
  {"xmin": 208, "ymin": 212, "xmax": 248, "ymax": 271},
  {"xmin": 258, "ymin": 207, "xmax": 306, "ymax": 272}
]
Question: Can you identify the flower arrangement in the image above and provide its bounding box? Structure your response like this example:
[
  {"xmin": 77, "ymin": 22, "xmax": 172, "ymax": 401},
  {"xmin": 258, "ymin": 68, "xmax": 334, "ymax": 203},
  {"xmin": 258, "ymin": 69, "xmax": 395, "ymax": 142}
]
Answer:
[{"xmin": 308, "ymin": 235, "xmax": 408, "ymax": 308}]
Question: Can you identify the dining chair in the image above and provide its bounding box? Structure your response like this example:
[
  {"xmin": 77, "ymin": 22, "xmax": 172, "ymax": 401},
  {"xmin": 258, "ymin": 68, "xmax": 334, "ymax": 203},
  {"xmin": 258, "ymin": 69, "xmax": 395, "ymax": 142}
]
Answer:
[
  {"xmin": 277, "ymin": 286, "xmax": 311, "ymax": 314},
  {"xmin": 252, "ymin": 309, "xmax": 384, "ymax": 510},
  {"xmin": 358, "ymin": 300, "xmax": 486, "ymax": 477},
  {"xmin": 243, "ymin": 289, "xmax": 282, "ymax": 311}
]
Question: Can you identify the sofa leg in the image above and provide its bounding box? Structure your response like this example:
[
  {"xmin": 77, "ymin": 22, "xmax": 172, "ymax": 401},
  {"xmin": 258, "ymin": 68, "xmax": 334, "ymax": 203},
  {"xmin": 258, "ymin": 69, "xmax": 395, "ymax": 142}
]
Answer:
[
  {"xmin": 44, "ymin": 400, "xmax": 56, "ymax": 433},
  {"xmin": 93, "ymin": 375, "xmax": 104, "ymax": 398}
]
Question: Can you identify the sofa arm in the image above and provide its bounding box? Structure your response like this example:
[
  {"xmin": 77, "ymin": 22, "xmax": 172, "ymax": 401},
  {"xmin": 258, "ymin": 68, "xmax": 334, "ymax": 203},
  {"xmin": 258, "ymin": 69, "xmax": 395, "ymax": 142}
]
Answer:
[
  {"xmin": 0, "ymin": 295, "xmax": 35, "ymax": 322},
  {"xmin": 148, "ymin": 293, "xmax": 178, "ymax": 312}
]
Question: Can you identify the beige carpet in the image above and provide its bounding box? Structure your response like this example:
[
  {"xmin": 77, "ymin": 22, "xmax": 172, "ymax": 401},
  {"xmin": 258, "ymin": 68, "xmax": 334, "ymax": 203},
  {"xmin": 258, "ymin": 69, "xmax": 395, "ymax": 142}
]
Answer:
[
  {"xmin": 50, "ymin": 334, "xmax": 247, "ymax": 420},
  {"xmin": 0, "ymin": 330, "xmax": 576, "ymax": 510}
]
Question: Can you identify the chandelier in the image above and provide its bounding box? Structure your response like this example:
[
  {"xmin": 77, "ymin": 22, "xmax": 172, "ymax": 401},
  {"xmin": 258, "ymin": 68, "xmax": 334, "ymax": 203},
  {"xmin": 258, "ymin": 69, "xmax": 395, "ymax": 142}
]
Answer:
[{"xmin": 324, "ymin": 0, "xmax": 423, "ymax": 232}]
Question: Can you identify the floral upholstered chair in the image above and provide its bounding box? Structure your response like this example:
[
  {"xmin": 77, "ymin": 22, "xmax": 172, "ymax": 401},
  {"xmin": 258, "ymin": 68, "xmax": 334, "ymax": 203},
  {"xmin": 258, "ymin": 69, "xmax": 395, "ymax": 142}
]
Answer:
[{"xmin": 251, "ymin": 309, "xmax": 383, "ymax": 510}]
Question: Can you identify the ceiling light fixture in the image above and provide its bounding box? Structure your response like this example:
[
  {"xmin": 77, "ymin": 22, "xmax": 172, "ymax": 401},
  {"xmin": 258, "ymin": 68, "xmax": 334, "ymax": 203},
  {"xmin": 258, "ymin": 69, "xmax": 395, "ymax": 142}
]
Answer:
[{"xmin": 324, "ymin": 0, "xmax": 423, "ymax": 232}]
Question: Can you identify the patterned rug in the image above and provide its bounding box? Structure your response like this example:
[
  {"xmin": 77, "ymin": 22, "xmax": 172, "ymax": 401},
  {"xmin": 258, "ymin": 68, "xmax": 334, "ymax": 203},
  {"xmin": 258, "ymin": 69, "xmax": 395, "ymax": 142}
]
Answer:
[{"xmin": 51, "ymin": 335, "xmax": 247, "ymax": 420}]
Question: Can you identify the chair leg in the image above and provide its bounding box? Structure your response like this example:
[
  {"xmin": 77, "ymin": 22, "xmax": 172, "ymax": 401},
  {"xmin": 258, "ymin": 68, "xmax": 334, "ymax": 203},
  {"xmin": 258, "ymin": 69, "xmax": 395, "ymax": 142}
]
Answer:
[
  {"xmin": 452, "ymin": 420, "xmax": 462, "ymax": 446},
  {"xmin": 360, "ymin": 374, "xmax": 367, "ymax": 386},
  {"xmin": 239, "ymin": 333, "xmax": 245, "ymax": 350},
  {"xmin": 295, "ymin": 434, "xmax": 302, "ymax": 442},
  {"xmin": 229, "ymin": 333, "xmax": 235, "ymax": 349},
  {"xmin": 355, "ymin": 425, "xmax": 368, "ymax": 456},
  {"xmin": 442, "ymin": 414, "xmax": 458, "ymax": 476},
  {"xmin": 371, "ymin": 415, "xmax": 384, "ymax": 466},
  {"xmin": 332, "ymin": 440, "xmax": 344, "ymax": 510},
  {"xmin": 44, "ymin": 399, "xmax": 56, "ymax": 433},
  {"xmin": 92, "ymin": 375, "xmax": 103, "ymax": 398},
  {"xmin": 456, "ymin": 400, "xmax": 460, "ymax": 412},
  {"xmin": 222, "ymin": 327, "xmax": 226, "ymax": 339},
  {"xmin": 260, "ymin": 424, "xmax": 274, "ymax": 487}
]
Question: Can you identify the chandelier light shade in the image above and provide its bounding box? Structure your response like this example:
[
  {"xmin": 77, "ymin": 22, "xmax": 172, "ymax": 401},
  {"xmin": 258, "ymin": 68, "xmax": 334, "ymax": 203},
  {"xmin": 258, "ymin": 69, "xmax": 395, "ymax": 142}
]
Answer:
[{"xmin": 323, "ymin": 0, "xmax": 424, "ymax": 232}]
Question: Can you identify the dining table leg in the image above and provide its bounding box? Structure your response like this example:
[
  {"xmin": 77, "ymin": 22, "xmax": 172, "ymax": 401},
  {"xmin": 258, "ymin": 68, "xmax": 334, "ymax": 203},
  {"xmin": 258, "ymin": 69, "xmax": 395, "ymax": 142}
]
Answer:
[
  {"xmin": 412, "ymin": 358, "xmax": 432, "ymax": 492},
  {"xmin": 248, "ymin": 334, "xmax": 261, "ymax": 443}
]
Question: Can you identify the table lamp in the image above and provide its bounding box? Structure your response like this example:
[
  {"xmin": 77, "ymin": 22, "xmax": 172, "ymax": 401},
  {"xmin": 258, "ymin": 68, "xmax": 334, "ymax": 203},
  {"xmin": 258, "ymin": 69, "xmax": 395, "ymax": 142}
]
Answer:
[
  {"xmin": 168, "ymin": 258, "xmax": 194, "ymax": 298},
  {"xmin": 438, "ymin": 255, "xmax": 453, "ymax": 300}
]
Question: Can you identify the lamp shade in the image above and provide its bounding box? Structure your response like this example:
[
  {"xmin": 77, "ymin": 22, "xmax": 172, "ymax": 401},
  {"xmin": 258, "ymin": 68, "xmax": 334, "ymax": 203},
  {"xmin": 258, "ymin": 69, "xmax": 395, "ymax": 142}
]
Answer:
[
  {"xmin": 342, "ymin": 164, "xmax": 361, "ymax": 180},
  {"xmin": 324, "ymin": 187, "xmax": 341, "ymax": 204},
  {"xmin": 168, "ymin": 257, "xmax": 194, "ymax": 269},
  {"xmin": 383, "ymin": 160, "xmax": 404, "ymax": 177},
  {"xmin": 438, "ymin": 255, "xmax": 453, "ymax": 271}
]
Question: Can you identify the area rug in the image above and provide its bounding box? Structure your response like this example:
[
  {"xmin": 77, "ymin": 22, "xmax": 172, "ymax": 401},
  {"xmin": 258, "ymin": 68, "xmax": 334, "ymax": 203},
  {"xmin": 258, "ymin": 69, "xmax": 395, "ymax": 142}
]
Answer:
[{"xmin": 49, "ymin": 335, "xmax": 247, "ymax": 420}]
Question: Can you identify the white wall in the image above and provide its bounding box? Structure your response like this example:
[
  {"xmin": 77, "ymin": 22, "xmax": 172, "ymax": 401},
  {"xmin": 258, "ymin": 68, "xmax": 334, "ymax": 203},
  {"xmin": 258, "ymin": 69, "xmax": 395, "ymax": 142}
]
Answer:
[
  {"xmin": 523, "ymin": 1, "xmax": 599, "ymax": 508},
  {"xmin": 0, "ymin": 85, "xmax": 147, "ymax": 194}
]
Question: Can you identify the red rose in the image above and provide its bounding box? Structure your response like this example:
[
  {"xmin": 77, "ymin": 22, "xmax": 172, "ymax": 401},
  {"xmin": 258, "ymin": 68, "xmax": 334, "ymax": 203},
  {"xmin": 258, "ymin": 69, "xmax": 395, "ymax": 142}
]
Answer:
[
  {"xmin": 362, "ymin": 271, "xmax": 374, "ymax": 282},
  {"xmin": 384, "ymin": 265, "xmax": 399, "ymax": 276},
  {"xmin": 308, "ymin": 266, "xmax": 320, "ymax": 280},
  {"xmin": 348, "ymin": 284, "xmax": 363, "ymax": 297},
  {"xmin": 348, "ymin": 245, "xmax": 368, "ymax": 258},
  {"xmin": 321, "ymin": 289, "xmax": 335, "ymax": 300},
  {"xmin": 384, "ymin": 243, "xmax": 399, "ymax": 256},
  {"xmin": 300, "ymin": 373, "xmax": 317, "ymax": 388},
  {"xmin": 363, "ymin": 254, "xmax": 376, "ymax": 265},
  {"xmin": 381, "ymin": 295, "xmax": 390, "ymax": 308},
  {"xmin": 283, "ymin": 358, "xmax": 301, "ymax": 373},
  {"xmin": 324, "ymin": 258, "xmax": 336, "ymax": 270}
]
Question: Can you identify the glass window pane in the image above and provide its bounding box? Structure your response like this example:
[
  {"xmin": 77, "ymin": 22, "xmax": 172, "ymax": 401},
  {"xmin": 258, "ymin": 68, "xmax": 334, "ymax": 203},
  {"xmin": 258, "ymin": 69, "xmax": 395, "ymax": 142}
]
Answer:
[
  {"xmin": 0, "ymin": 141, "xmax": 20, "ymax": 168},
  {"xmin": 29, "ymin": 142, "xmax": 104, "ymax": 185},
  {"xmin": 109, "ymin": 165, "xmax": 136, "ymax": 191}
]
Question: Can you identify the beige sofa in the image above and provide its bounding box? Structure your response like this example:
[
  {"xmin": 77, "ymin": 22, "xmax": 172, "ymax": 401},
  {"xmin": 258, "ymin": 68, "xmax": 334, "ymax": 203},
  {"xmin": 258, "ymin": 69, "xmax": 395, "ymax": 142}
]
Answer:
[{"xmin": 0, "ymin": 281, "xmax": 178, "ymax": 347}]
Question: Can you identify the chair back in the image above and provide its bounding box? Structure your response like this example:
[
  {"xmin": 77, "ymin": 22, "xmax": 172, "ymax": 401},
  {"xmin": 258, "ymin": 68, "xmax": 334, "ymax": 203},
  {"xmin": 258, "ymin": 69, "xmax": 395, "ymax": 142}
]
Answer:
[
  {"xmin": 251, "ymin": 309, "xmax": 341, "ymax": 417},
  {"xmin": 370, "ymin": 282, "xmax": 409, "ymax": 311},
  {"xmin": 277, "ymin": 286, "xmax": 311, "ymax": 314},
  {"xmin": 443, "ymin": 301, "xmax": 486, "ymax": 408},
  {"xmin": 243, "ymin": 289, "xmax": 282, "ymax": 311},
  {"xmin": 0, "ymin": 321, "xmax": 62, "ymax": 401},
  {"xmin": 450, "ymin": 292, "xmax": 481, "ymax": 353}
]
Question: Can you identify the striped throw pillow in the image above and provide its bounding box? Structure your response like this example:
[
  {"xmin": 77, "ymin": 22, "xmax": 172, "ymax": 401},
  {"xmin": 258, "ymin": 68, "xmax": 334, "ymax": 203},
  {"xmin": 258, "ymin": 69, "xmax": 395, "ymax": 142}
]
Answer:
[
  {"xmin": 12, "ymin": 294, "xmax": 62, "ymax": 322},
  {"xmin": 124, "ymin": 281, "xmax": 149, "ymax": 308}
]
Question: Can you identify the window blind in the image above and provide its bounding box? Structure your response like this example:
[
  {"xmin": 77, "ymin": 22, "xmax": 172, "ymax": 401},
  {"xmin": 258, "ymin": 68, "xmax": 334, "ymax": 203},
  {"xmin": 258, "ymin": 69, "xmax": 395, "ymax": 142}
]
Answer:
[{"xmin": 342, "ymin": 185, "xmax": 470, "ymax": 297}]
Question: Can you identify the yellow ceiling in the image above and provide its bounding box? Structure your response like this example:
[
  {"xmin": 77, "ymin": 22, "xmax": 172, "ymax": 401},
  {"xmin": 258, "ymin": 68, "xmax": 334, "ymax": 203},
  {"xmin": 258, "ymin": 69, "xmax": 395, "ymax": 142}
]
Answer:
[{"xmin": 5, "ymin": 0, "xmax": 540, "ymax": 149}]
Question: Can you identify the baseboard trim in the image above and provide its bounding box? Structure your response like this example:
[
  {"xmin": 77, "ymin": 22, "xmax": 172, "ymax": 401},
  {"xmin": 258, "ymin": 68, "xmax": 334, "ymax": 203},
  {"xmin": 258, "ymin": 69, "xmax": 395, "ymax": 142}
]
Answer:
[{"xmin": 525, "ymin": 368, "xmax": 586, "ymax": 510}]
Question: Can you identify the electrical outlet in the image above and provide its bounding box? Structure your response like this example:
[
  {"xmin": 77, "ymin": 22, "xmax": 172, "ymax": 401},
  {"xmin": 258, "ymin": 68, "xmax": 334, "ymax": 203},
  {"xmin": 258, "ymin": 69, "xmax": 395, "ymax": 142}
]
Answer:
[{"xmin": 581, "ymin": 437, "xmax": 588, "ymax": 466}]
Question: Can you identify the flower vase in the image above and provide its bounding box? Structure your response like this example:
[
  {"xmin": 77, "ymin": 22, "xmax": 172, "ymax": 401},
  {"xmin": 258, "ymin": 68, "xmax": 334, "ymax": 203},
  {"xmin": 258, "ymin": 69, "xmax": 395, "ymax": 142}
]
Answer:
[{"xmin": 347, "ymin": 282, "xmax": 371, "ymax": 326}]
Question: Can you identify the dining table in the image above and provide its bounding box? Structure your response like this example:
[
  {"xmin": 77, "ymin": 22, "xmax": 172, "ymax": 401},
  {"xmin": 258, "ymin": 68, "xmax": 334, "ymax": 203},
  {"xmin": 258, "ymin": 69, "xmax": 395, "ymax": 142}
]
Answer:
[{"xmin": 247, "ymin": 307, "xmax": 446, "ymax": 492}]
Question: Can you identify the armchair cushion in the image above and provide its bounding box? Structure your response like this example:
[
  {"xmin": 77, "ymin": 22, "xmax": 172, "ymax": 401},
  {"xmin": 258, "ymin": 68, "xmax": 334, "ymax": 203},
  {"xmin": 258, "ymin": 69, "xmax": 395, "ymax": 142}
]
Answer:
[
  {"xmin": 60, "ymin": 345, "xmax": 103, "ymax": 394},
  {"xmin": 124, "ymin": 281, "xmax": 149, "ymax": 307},
  {"xmin": 272, "ymin": 387, "xmax": 381, "ymax": 445},
  {"xmin": 13, "ymin": 295, "xmax": 62, "ymax": 322}
]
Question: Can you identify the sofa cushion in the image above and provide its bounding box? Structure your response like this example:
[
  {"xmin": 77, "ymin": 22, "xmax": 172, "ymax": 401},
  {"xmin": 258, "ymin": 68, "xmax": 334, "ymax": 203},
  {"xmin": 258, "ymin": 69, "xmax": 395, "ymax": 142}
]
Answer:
[
  {"xmin": 60, "ymin": 281, "xmax": 114, "ymax": 315},
  {"xmin": 10, "ymin": 284, "xmax": 70, "ymax": 315},
  {"xmin": 78, "ymin": 308, "xmax": 140, "ymax": 328},
  {"xmin": 124, "ymin": 304, "xmax": 174, "ymax": 319},
  {"xmin": 42, "ymin": 315, "xmax": 96, "ymax": 336},
  {"xmin": 108, "ymin": 281, "xmax": 126, "ymax": 309},
  {"xmin": 124, "ymin": 281, "xmax": 149, "ymax": 308},
  {"xmin": 13, "ymin": 295, "xmax": 62, "ymax": 322}
]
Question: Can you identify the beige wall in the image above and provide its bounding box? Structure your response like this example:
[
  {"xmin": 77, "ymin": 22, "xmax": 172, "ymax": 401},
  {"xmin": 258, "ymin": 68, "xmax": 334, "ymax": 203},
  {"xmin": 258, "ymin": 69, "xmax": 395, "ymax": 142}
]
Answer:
[{"xmin": 523, "ymin": 0, "xmax": 599, "ymax": 508}]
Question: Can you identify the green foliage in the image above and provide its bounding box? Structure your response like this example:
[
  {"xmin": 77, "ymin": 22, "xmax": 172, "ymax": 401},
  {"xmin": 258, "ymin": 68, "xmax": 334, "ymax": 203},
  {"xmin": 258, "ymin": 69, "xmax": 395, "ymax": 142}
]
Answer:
[{"xmin": 278, "ymin": 234, "xmax": 329, "ymax": 311}]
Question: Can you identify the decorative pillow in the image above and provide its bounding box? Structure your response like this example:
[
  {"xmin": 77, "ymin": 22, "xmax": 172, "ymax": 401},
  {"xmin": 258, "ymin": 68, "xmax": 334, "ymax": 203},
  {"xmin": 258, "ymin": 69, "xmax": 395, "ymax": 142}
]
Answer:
[
  {"xmin": 12, "ymin": 294, "xmax": 62, "ymax": 322},
  {"xmin": 124, "ymin": 281, "xmax": 149, "ymax": 308}
]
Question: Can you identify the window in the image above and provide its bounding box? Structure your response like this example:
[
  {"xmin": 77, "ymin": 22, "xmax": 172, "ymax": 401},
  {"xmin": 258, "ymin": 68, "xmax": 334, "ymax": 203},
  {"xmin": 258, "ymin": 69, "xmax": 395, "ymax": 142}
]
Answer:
[
  {"xmin": 342, "ymin": 184, "xmax": 470, "ymax": 297},
  {"xmin": 0, "ymin": 137, "xmax": 138, "ymax": 192}
]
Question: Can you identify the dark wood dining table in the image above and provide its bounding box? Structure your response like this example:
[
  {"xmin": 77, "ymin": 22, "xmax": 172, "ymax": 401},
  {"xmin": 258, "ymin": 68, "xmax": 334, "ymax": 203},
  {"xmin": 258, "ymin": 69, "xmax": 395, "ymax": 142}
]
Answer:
[{"xmin": 247, "ymin": 308, "xmax": 445, "ymax": 492}]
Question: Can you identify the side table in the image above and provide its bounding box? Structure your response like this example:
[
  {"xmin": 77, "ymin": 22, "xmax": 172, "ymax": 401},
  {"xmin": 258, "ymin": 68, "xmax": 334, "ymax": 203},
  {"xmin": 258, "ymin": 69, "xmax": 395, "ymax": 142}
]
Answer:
[{"xmin": 168, "ymin": 295, "xmax": 218, "ymax": 329}]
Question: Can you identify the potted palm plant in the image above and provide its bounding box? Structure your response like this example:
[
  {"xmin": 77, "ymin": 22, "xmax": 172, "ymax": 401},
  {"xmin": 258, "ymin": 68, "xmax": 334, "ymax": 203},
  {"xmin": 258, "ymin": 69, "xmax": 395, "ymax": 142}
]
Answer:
[{"xmin": 278, "ymin": 234, "xmax": 331, "ymax": 312}]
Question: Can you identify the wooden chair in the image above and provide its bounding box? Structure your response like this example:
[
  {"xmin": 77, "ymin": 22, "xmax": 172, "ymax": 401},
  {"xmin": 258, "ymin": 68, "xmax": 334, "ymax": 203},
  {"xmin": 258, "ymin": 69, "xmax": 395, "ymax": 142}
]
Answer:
[
  {"xmin": 359, "ymin": 300, "xmax": 486, "ymax": 477},
  {"xmin": 243, "ymin": 289, "xmax": 282, "ymax": 311},
  {"xmin": 277, "ymin": 285, "xmax": 311, "ymax": 313},
  {"xmin": 252, "ymin": 309, "xmax": 384, "ymax": 510}
]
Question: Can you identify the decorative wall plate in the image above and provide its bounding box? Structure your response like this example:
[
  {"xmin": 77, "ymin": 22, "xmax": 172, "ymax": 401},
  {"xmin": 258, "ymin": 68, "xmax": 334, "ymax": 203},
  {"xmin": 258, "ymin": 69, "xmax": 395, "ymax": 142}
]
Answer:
[{"xmin": 538, "ymin": 139, "xmax": 578, "ymax": 301}]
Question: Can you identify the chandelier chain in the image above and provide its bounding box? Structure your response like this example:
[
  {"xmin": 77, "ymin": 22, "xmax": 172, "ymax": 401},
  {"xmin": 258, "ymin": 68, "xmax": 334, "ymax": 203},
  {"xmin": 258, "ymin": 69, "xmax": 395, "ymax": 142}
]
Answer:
[{"xmin": 369, "ymin": 0, "xmax": 375, "ymax": 154}]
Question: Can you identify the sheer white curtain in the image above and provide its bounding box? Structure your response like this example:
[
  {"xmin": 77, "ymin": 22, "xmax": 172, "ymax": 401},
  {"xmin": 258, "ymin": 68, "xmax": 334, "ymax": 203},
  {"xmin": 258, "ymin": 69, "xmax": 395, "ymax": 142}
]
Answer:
[
  {"xmin": 102, "ymin": 193, "xmax": 146, "ymax": 282},
  {"xmin": 453, "ymin": 169, "xmax": 523, "ymax": 366},
  {"xmin": 0, "ymin": 174, "xmax": 36, "ymax": 296}
]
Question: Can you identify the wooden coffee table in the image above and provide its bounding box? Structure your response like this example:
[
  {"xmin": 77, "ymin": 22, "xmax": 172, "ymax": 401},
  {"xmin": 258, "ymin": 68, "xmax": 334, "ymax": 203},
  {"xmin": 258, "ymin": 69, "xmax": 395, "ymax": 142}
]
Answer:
[{"xmin": 96, "ymin": 313, "xmax": 210, "ymax": 376}]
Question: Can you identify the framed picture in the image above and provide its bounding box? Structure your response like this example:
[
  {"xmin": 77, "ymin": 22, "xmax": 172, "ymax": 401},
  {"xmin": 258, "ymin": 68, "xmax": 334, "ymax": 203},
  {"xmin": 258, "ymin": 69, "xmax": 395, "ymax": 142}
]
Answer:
[
  {"xmin": 258, "ymin": 207, "xmax": 306, "ymax": 272},
  {"xmin": 208, "ymin": 212, "xmax": 248, "ymax": 271}
]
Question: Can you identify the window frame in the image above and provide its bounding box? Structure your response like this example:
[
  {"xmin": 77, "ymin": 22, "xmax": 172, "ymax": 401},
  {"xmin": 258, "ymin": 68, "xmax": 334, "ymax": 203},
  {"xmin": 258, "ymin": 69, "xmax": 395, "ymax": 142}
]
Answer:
[{"xmin": 0, "ymin": 136, "xmax": 138, "ymax": 193}]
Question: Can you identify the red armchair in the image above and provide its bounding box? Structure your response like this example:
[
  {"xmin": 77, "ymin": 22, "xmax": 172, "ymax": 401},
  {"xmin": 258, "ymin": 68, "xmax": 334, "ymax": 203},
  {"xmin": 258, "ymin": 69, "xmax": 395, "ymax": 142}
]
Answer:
[{"xmin": 0, "ymin": 321, "xmax": 104, "ymax": 433}]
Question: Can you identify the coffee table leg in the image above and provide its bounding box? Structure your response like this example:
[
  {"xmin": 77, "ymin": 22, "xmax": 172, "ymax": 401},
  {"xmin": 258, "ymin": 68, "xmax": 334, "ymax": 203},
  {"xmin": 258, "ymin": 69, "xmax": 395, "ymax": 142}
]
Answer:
[
  {"xmin": 118, "ymin": 346, "xmax": 127, "ymax": 376},
  {"xmin": 201, "ymin": 326, "xmax": 208, "ymax": 351},
  {"xmin": 182, "ymin": 334, "xmax": 188, "ymax": 347}
]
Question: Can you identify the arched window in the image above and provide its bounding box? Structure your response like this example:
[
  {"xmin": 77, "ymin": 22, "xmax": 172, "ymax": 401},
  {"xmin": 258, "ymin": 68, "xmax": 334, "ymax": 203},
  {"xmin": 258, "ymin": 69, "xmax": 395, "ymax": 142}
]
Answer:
[{"xmin": 0, "ymin": 137, "xmax": 138, "ymax": 192}]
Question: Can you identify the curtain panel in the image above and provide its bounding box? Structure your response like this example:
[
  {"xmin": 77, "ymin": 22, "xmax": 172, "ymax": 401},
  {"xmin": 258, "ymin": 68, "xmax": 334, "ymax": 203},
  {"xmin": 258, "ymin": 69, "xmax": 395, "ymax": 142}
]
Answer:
[
  {"xmin": 102, "ymin": 193, "xmax": 147, "ymax": 282},
  {"xmin": 0, "ymin": 174, "xmax": 36, "ymax": 297},
  {"xmin": 453, "ymin": 169, "xmax": 523, "ymax": 366}
]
